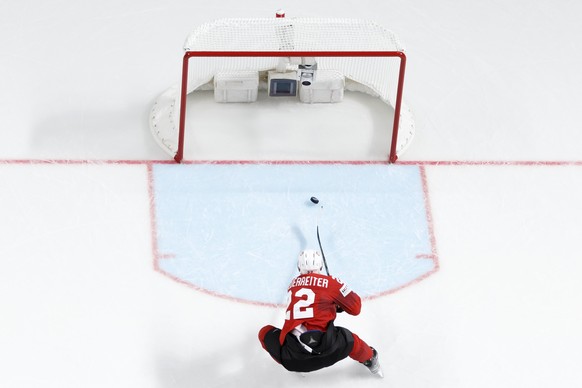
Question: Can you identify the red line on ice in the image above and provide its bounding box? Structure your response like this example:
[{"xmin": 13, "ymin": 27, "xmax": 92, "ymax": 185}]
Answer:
[{"xmin": 1, "ymin": 158, "xmax": 581, "ymax": 166}]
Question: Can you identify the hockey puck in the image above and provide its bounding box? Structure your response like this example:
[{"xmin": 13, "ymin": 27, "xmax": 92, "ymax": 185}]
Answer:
[{"xmin": 310, "ymin": 197, "xmax": 319, "ymax": 204}]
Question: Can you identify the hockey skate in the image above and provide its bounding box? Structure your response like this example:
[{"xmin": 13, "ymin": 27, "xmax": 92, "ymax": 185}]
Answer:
[{"xmin": 363, "ymin": 347, "xmax": 384, "ymax": 378}]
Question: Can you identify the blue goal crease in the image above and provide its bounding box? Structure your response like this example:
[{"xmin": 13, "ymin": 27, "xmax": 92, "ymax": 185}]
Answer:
[{"xmin": 152, "ymin": 163, "xmax": 435, "ymax": 305}]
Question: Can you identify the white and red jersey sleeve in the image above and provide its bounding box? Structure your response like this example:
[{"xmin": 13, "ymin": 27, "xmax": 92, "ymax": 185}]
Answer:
[{"xmin": 279, "ymin": 273, "xmax": 361, "ymax": 344}]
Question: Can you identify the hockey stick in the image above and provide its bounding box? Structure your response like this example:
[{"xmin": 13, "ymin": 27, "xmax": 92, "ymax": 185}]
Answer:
[
  {"xmin": 310, "ymin": 197, "xmax": 330, "ymax": 275},
  {"xmin": 316, "ymin": 225, "xmax": 330, "ymax": 276}
]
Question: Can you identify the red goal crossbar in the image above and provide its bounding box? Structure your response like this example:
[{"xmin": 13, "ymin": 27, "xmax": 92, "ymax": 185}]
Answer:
[{"xmin": 175, "ymin": 51, "xmax": 407, "ymax": 164}]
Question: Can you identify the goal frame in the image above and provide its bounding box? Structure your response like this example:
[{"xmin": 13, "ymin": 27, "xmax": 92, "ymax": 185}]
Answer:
[{"xmin": 175, "ymin": 50, "xmax": 407, "ymax": 163}]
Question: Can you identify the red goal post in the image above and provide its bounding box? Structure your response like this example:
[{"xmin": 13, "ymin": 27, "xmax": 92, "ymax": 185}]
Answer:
[{"xmin": 150, "ymin": 18, "xmax": 415, "ymax": 163}]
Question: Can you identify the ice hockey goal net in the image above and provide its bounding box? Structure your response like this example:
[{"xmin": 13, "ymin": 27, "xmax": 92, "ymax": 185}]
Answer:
[{"xmin": 150, "ymin": 16, "xmax": 414, "ymax": 163}]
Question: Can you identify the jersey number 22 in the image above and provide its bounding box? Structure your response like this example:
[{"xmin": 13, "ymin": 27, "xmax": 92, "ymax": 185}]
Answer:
[{"xmin": 286, "ymin": 288, "xmax": 315, "ymax": 320}]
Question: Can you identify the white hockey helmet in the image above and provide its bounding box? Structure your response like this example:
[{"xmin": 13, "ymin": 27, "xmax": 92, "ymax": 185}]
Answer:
[{"xmin": 298, "ymin": 249, "xmax": 323, "ymax": 274}]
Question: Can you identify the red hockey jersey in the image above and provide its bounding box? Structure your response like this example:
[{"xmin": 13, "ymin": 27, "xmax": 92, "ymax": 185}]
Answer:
[{"xmin": 279, "ymin": 273, "xmax": 362, "ymax": 344}]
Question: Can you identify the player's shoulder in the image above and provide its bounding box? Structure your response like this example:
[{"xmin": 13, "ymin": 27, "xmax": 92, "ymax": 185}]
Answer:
[
  {"xmin": 330, "ymin": 275, "xmax": 353, "ymax": 297},
  {"xmin": 330, "ymin": 275, "xmax": 346, "ymax": 285}
]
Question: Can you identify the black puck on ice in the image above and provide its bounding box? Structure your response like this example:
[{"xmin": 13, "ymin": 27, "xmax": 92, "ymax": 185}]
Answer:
[{"xmin": 310, "ymin": 197, "xmax": 319, "ymax": 204}]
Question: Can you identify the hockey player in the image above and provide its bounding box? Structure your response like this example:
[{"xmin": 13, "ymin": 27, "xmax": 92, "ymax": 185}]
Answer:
[{"xmin": 258, "ymin": 249, "xmax": 383, "ymax": 377}]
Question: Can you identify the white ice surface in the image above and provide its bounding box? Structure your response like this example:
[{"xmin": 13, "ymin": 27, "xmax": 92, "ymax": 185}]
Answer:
[{"xmin": 1, "ymin": 1, "xmax": 582, "ymax": 387}]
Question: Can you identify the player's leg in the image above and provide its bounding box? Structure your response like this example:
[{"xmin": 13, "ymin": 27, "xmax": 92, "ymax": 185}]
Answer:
[
  {"xmin": 258, "ymin": 325, "xmax": 283, "ymax": 364},
  {"xmin": 349, "ymin": 333, "xmax": 383, "ymax": 377},
  {"xmin": 348, "ymin": 333, "xmax": 373, "ymax": 362}
]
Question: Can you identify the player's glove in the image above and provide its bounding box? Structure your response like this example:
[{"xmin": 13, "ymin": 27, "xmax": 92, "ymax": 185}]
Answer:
[{"xmin": 336, "ymin": 305, "xmax": 344, "ymax": 313}]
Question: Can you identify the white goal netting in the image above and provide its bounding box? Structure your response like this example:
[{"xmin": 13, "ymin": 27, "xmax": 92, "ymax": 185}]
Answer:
[{"xmin": 150, "ymin": 17, "xmax": 415, "ymax": 162}]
